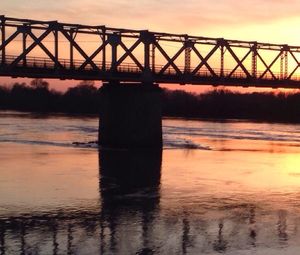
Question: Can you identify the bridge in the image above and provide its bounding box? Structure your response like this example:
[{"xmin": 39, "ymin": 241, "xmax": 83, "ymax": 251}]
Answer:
[
  {"xmin": 2, "ymin": 16, "xmax": 300, "ymax": 148},
  {"xmin": 1, "ymin": 16, "xmax": 300, "ymax": 88}
]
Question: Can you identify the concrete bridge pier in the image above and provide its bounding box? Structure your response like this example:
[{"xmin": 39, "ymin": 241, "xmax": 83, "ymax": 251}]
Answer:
[{"xmin": 98, "ymin": 82, "xmax": 162, "ymax": 149}]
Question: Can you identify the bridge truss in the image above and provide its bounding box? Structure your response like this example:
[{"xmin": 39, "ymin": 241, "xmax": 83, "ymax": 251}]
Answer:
[{"xmin": 1, "ymin": 15, "xmax": 300, "ymax": 88}]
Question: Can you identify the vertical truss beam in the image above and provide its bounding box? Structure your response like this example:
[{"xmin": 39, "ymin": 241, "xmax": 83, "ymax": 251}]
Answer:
[
  {"xmin": 141, "ymin": 31, "xmax": 150, "ymax": 71},
  {"xmin": 70, "ymin": 29, "xmax": 75, "ymax": 69},
  {"xmin": 280, "ymin": 51, "xmax": 284, "ymax": 79},
  {"xmin": 184, "ymin": 47, "xmax": 191, "ymax": 73},
  {"xmin": 108, "ymin": 33, "xmax": 120, "ymax": 72},
  {"xmin": 285, "ymin": 50, "xmax": 288, "ymax": 79},
  {"xmin": 22, "ymin": 27, "xmax": 27, "ymax": 66},
  {"xmin": 54, "ymin": 27, "xmax": 58, "ymax": 68},
  {"xmin": 1, "ymin": 17, "xmax": 5, "ymax": 65},
  {"xmin": 252, "ymin": 43, "xmax": 257, "ymax": 78},
  {"xmin": 101, "ymin": 28, "xmax": 106, "ymax": 71},
  {"xmin": 220, "ymin": 45, "xmax": 224, "ymax": 77},
  {"xmin": 184, "ymin": 39, "xmax": 192, "ymax": 74},
  {"xmin": 151, "ymin": 43, "xmax": 156, "ymax": 73},
  {"xmin": 280, "ymin": 45, "xmax": 289, "ymax": 79}
]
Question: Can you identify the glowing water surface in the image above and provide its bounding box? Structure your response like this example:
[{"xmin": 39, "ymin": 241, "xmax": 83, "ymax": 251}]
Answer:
[{"xmin": 1, "ymin": 111, "xmax": 300, "ymax": 254}]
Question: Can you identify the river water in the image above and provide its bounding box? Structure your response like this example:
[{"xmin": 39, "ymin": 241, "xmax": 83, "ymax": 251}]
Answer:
[{"xmin": 1, "ymin": 111, "xmax": 300, "ymax": 254}]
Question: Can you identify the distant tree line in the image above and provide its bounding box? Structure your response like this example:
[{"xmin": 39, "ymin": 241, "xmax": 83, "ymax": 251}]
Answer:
[
  {"xmin": 1, "ymin": 79, "xmax": 300, "ymax": 122},
  {"xmin": 162, "ymin": 89, "xmax": 300, "ymax": 122},
  {"xmin": 0, "ymin": 79, "xmax": 99, "ymax": 114}
]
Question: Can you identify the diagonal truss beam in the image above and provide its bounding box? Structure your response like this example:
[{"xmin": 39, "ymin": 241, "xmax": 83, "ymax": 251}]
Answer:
[
  {"xmin": 60, "ymin": 29, "xmax": 99, "ymax": 71},
  {"xmin": 10, "ymin": 28, "xmax": 52, "ymax": 67},
  {"xmin": 1, "ymin": 19, "xmax": 5, "ymax": 64},
  {"xmin": 116, "ymin": 39, "xmax": 144, "ymax": 71},
  {"xmin": 228, "ymin": 49, "xmax": 252, "ymax": 78},
  {"xmin": 28, "ymin": 31, "xmax": 64, "ymax": 69},
  {"xmin": 154, "ymin": 41, "xmax": 182, "ymax": 75},
  {"xmin": 191, "ymin": 45, "xmax": 217, "ymax": 77},
  {"xmin": 158, "ymin": 44, "xmax": 185, "ymax": 75},
  {"xmin": 287, "ymin": 51, "xmax": 300, "ymax": 79},
  {"xmin": 224, "ymin": 43, "xmax": 252, "ymax": 78},
  {"xmin": 258, "ymin": 51, "xmax": 282, "ymax": 79},
  {"xmin": 0, "ymin": 30, "xmax": 20, "ymax": 52},
  {"xmin": 79, "ymin": 40, "xmax": 109, "ymax": 70},
  {"xmin": 191, "ymin": 44, "xmax": 219, "ymax": 75}
]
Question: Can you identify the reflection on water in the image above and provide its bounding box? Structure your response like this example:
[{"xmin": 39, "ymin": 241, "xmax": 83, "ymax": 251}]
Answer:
[
  {"xmin": 99, "ymin": 149, "xmax": 162, "ymax": 254},
  {"xmin": 2, "ymin": 112, "xmax": 300, "ymax": 254},
  {"xmin": 0, "ymin": 149, "xmax": 162, "ymax": 255},
  {"xmin": 1, "ymin": 149, "xmax": 300, "ymax": 254}
]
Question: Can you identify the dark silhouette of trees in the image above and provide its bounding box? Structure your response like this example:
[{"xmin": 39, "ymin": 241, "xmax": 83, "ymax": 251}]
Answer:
[
  {"xmin": 63, "ymin": 81, "xmax": 99, "ymax": 113},
  {"xmin": 7, "ymin": 82, "xmax": 57, "ymax": 112},
  {"xmin": 161, "ymin": 88, "xmax": 300, "ymax": 122},
  {"xmin": 0, "ymin": 80, "xmax": 101, "ymax": 113},
  {"xmin": 0, "ymin": 85, "xmax": 9, "ymax": 109},
  {"xmin": 162, "ymin": 89, "xmax": 201, "ymax": 117},
  {"xmin": 30, "ymin": 78, "xmax": 49, "ymax": 89},
  {"xmin": 1, "ymin": 79, "xmax": 300, "ymax": 122}
]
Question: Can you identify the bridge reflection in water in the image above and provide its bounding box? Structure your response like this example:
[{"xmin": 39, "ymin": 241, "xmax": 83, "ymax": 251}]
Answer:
[{"xmin": 0, "ymin": 149, "xmax": 292, "ymax": 254}]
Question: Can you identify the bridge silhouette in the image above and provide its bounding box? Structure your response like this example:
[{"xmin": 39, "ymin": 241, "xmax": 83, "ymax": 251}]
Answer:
[{"xmin": 1, "ymin": 16, "xmax": 300, "ymax": 88}]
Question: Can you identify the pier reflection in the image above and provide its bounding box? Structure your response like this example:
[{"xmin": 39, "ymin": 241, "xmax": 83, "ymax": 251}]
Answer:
[{"xmin": 99, "ymin": 149, "xmax": 162, "ymax": 254}]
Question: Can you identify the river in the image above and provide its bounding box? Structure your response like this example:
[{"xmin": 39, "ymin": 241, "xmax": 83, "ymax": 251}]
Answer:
[{"xmin": 1, "ymin": 111, "xmax": 300, "ymax": 254}]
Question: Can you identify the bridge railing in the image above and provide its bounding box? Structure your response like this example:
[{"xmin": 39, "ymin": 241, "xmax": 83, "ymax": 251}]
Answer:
[{"xmin": 2, "ymin": 54, "xmax": 300, "ymax": 82}]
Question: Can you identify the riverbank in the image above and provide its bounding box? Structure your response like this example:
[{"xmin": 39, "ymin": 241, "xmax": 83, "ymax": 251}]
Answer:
[{"xmin": 1, "ymin": 81, "xmax": 300, "ymax": 123}]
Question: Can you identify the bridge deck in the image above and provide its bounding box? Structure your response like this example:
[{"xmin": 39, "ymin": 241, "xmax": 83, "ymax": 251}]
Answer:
[{"xmin": 1, "ymin": 55, "xmax": 300, "ymax": 88}]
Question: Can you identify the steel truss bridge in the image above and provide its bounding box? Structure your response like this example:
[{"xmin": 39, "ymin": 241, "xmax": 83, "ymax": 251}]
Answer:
[{"xmin": 1, "ymin": 16, "xmax": 300, "ymax": 88}]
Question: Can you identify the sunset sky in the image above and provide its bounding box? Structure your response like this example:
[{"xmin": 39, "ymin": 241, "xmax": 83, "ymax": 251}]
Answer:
[{"xmin": 2, "ymin": 0, "xmax": 300, "ymax": 92}]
